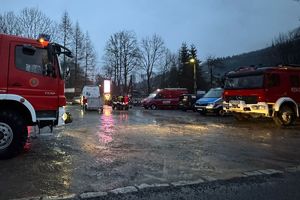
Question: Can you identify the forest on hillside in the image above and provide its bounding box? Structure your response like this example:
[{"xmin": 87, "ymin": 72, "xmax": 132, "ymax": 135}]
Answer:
[{"xmin": 201, "ymin": 26, "xmax": 300, "ymax": 86}]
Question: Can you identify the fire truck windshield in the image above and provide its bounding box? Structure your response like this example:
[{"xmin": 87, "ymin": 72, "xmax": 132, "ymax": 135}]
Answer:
[{"xmin": 224, "ymin": 74, "xmax": 264, "ymax": 89}]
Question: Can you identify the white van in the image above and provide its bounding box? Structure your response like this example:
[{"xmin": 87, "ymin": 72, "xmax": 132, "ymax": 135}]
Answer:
[{"xmin": 81, "ymin": 85, "xmax": 103, "ymax": 112}]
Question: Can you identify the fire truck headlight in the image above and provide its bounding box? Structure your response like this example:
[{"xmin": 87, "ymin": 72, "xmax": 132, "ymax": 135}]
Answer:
[
  {"xmin": 62, "ymin": 112, "xmax": 72, "ymax": 124},
  {"xmin": 258, "ymin": 105, "xmax": 266, "ymax": 110},
  {"xmin": 62, "ymin": 113, "xmax": 68, "ymax": 121},
  {"xmin": 251, "ymin": 105, "xmax": 266, "ymax": 110}
]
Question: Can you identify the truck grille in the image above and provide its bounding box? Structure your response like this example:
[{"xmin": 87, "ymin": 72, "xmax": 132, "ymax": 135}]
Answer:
[{"xmin": 225, "ymin": 96, "xmax": 258, "ymax": 104}]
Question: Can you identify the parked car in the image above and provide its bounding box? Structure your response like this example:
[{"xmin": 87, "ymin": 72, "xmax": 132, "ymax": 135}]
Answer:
[
  {"xmin": 179, "ymin": 94, "xmax": 198, "ymax": 111},
  {"xmin": 81, "ymin": 85, "xmax": 103, "ymax": 112},
  {"xmin": 142, "ymin": 88, "xmax": 188, "ymax": 110},
  {"xmin": 194, "ymin": 88, "xmax": 225, "ymax": 116}
]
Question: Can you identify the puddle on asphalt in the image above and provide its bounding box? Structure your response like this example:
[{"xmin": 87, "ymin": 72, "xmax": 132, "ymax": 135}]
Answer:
[{"xmin": 98, "ymin": 107, "xmax": 115, "ymax": 144}]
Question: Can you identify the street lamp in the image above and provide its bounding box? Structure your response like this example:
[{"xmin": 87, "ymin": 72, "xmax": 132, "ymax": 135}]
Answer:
[{"xmin": 189, "ymin": 58, "xmax": 197, "ymax": 94}]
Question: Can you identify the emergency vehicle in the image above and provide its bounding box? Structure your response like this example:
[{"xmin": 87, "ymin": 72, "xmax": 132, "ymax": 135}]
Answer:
[
  {"xmin": 195, "ymin": 88, "xmax": 225, "ymax": 116},
  {"xmin": 0, "ymin": 33, "xmax": 73, "ymax": 158},
  {"xmin": 142, "ymin": 88, "xmax": 188, "ymax": 110},
  {"xmin": 112, "ymin": 95, "xmax": 130, "ymax": 110},
  {"xmin": 223, "ymin": 65, "xmax": 300, "ymax": 126},
  {"xmin": 81, "ymin": 85, "xmax": 103, "ymax": 112}
]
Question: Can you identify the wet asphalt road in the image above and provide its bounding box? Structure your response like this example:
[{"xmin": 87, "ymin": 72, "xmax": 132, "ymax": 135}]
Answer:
[{"xmin": 0, "ymin": 105, "xmax": 299, "ymax": 199}]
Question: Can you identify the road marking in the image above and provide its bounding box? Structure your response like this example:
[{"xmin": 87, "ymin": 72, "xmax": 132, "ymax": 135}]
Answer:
[
  {"xmin": 171, "ymin": 179, "xmax": 205, "ymax": 187},
  {"xmin": 258, "ymin": 169, "xmax": 283, "ymax": 175},
  {"xmin": 110, "ymin": 186, "xmax": 138, "ymax": 194},
  {"xmin": 285, "ymin": 165, "xmax": 300, "ymax": 172},
  {"xmin": 201, "ymin": 175, "xmax": 217, "ymax": 181},
  {"xmin": 243, "ymin": 171, "xmax": 263, "ymax": 176},
  {"xmin": 137, "ymin": 183, "xmax": 170, "ymax": 190},
  {"xmin": 80, "ymin": 191, "xmax": 108, "ymax": 199}
]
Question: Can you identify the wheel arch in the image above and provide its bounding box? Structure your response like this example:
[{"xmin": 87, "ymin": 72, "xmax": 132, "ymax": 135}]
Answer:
[
  {"xmin": 273, "ymin": 97, "xmax": 299, "ymax": 117},
  {"xmin": 0, "ymin": 94, "xmax": 36, "ymax": 125}
]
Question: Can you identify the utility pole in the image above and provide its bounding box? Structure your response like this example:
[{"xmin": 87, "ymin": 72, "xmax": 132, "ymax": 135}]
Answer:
[{"xmin": 190, "ymin": 58, "xmax": 197, "ymax": 94}]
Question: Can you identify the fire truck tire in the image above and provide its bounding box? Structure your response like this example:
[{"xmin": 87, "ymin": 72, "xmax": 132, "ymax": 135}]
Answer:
[
  {"xmin": 150, "ymin": 104, "xmax": 157, "ymax": 110},
  {"xmin": 273, "ymin": 105, "xmax": 296, "ymax": 127},
  {"xmin": 0, "ymin": 110, "xmax": 28, "ymax": 159}
]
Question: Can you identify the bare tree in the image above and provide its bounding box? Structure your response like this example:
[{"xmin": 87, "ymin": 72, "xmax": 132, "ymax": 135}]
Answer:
[
  {"xmin": 271, "ymin": 32, "xmax": 297, "ymax": 64},
  {"xmin": 58, "ymin": 11, "xmax": 73, "ymax": 64},
  {"xmin": 206, "ymin": 55, "xmax": 224, "ymax": 87},
  {"xmin": 103, "ymin": 30, "xmax": 140, "ymax": 94},
  {"xmin": 140, "ymin": 34, "xmax": 165, "ymax": 94},
  {"xmin": 0, "ymin": 12, "xmax": 20, "ymax": 35},
  {"xmin": 160, "ymin": 49, "xmax": 177, "ymax": 88},
  {"xmin": 72, "ymin": 21, "xmax": 84, "ymax": 88},
  {"xmin": 83, "ymin": 31, "xmax": 97, "ymax": 85},
  {"xmin": 17, "ymin": 7, "xmax": 58, "ymax": 41}
]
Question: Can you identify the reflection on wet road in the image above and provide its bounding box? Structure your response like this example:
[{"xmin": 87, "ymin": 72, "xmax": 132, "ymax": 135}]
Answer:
[
  {"xmin": 0, "ymin": 105, "xmax": 299, "ymax": 199},
  {"xmin": 98, "ymin": 107, "xmax": 114, "ymax": 144}
]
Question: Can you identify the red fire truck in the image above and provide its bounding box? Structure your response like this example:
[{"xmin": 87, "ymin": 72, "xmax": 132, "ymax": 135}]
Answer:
[
  {"xmin": 223, "ymin": 65, "xmax": 300, "ymax": 126},
  {"xmin": 0, "ymin": 33, "xmax": 72, "ymax": 158}
]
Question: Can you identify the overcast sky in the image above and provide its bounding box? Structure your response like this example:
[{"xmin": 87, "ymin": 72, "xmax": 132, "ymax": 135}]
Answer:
[{"xmin": 1, "ymin": 0, "xmax": 300, "ymax": 62}]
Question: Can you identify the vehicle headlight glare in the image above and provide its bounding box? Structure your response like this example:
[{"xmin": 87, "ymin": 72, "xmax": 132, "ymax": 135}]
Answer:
[{"xmin": 206, "ymin": 103, "xmax": 215, "ymax": 108}]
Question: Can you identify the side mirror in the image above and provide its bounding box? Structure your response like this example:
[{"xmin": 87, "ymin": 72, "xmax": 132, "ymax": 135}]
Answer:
[{"xmin": 65, "ymin": 51, "xmax": 73, "ymax": 58}]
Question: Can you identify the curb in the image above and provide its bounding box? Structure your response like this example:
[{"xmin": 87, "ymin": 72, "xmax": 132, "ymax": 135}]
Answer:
[{"xmin": 11, "ymin": 165, "xmax": 300, "ymax": 200}]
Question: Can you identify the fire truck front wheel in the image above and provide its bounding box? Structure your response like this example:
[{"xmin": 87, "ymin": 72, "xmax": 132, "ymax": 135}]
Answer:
[
  {"xmin": 0, "ymin": 110, "xmax": 28, "ymax": 159},
  {"xmin": 274, "ymin": 105, "xmax": 296, "ymax": 127}
]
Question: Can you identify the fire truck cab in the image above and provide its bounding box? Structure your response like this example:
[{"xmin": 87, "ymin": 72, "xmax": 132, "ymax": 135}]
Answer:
[
  {"xmin": 0, "ymin": 33, "xmax": 72, "ymax": 158},
  {"xmin": 223, "ymin": 65, "xmax": 300, "ymax": 126}
]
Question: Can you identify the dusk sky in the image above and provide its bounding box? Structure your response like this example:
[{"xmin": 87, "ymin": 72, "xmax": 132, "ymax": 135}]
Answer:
[{"xmin": 1, "ymin": 0, "xmax": 300, "ymax": 62}]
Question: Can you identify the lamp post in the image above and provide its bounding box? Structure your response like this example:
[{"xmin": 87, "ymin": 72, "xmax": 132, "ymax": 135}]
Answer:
[{"xmin": 189, "ymin": 58, "xmax": 197, "ymax": 94}]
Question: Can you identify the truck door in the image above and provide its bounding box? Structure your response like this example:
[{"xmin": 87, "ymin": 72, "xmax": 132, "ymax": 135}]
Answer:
[
  {"xmin": 7, "ymin": 42, "xmax": 59, "ymax": 112},
  {"xmin": 265, "ymin": 73, "xmax": 284, "ymax": 102}
]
